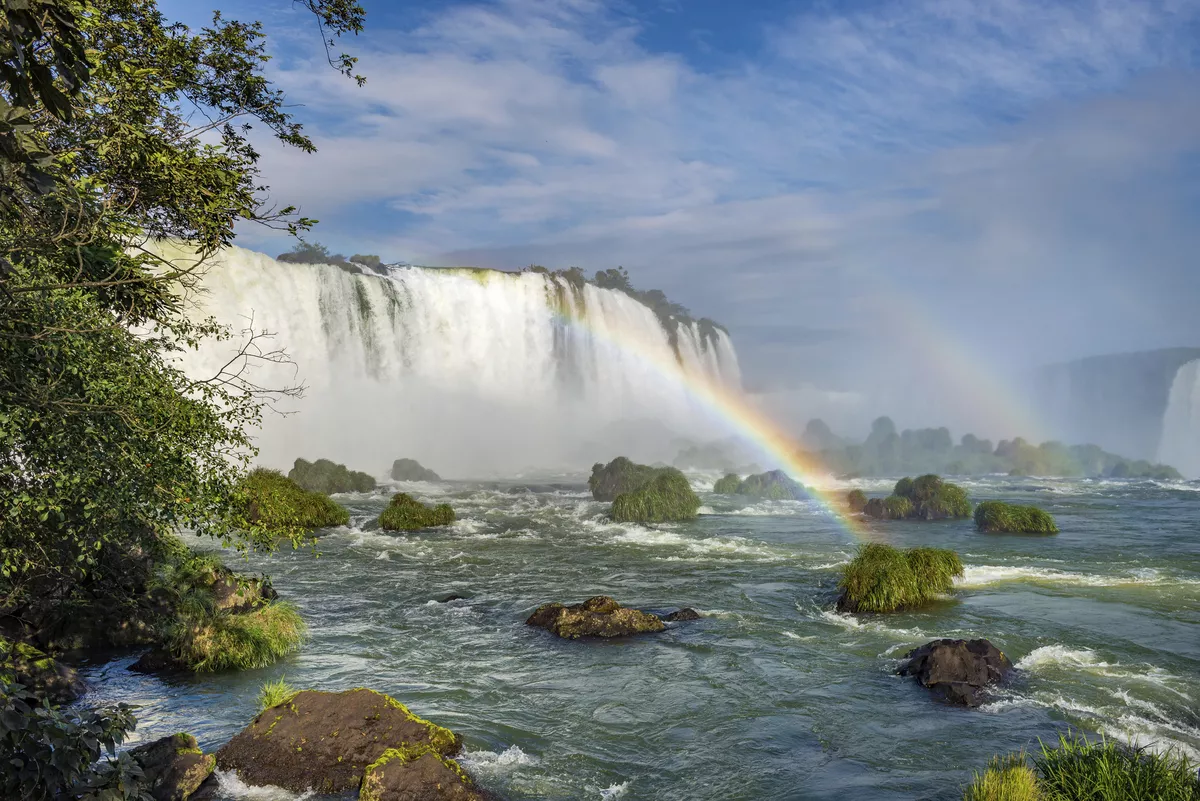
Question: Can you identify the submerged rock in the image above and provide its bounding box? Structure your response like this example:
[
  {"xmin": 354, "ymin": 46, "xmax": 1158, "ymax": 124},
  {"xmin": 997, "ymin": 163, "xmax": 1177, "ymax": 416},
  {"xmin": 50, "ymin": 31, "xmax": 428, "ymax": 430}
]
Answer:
[
  {"xmin": 0, "ymin": 635, "xmax": 85, "ymax": 704},
  {"xmin": 526, "ymin": 596, "xmax": 666, "ymax": 639},
  {"xmin": 897, "ymin": 638, "xmax": 1013, "ymax": 707},
  {"xmin": 391, "ymin": 458, "xmax": 442, "ymax": 482},
  {"xmin": 130, "ymin": 732, "xmax": 215, "ymax": 801},
  {"xmin": 664, "ymin": 608, "xmax": 701, "ymax": 622},
  {"xmin": 361, "ymin": 744, "xmax": 493, "ymax": 801},
  {"xmin": 216, "ymin": 688, "xmax": 463, "ymax": 793}
]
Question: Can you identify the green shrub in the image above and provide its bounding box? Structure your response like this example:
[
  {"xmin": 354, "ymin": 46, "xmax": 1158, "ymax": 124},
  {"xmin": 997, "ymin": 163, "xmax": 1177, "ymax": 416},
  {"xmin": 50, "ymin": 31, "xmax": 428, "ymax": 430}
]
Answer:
[
  {"xmin": 974, "ymin": 501, "xmax": 1059, "ymax": 534},
  {"xmin": 610, "ymin": 469, "xmax": 701, "ymax": 523},
  {"xmin": 735, "ymin": 470, "xmax": 806, "ymax": 500},
  {"xmin": 237, "ymin": 468, "xmax": 350, "ymax": 532},
  {"xmin": 863, "ymin": 495, "xmax": 914, "ymax": 520},
  {"xmin": 713, "ymin": 474, "xmax": 742, "ymax": 494},
  {"xmin": 167, "ymin": 602, "xmax": 305, "ymax": 672},
  {"xmin": 846, "ymin": 489, "xmax": 868, "ymax": 512},
  {"xmin": 866, "ymin": 474, "xmax": 971, "ymax": 520},
  {"xmin": 257, "ymin": 677, "xmax": 298, "ymax": 712},
  {"xmin": 588, "ymin": 457, "xmax": 663, "ymax": 501},
  {"xmin": 964, "ymin": 754, "xmax": 1040, "ymax": 801},
  {"xmin": 378, "ymin": 493, "xmax": 456, "ymax": 531},
  {"xmin": 894, "ymin": 477, "xmax": 914, "ymax": 498},
  {"xmin": 287, "ymin": 457, "xmax": 376, "ymax": 494},
  {"xmin": 837, "ymin": 543, "xmax": 963, "ymax": 613},
  {"xmin": 1034, "ymin": 733, "xmax": 1199, "ymax": 801}
]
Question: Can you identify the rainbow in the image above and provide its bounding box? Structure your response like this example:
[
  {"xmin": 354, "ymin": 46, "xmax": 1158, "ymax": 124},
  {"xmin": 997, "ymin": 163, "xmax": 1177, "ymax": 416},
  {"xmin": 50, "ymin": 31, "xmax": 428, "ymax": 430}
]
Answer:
[{"xmin": 552, "ymin": 310, "xmax": 871, "ymax": 539}]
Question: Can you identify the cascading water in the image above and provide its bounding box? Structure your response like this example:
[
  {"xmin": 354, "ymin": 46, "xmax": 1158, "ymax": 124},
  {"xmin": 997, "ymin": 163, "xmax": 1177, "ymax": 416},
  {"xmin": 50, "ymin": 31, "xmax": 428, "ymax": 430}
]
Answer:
[
  {"xmin": 1157, "ymin": 359, "xmax": 1200, "ymax": 478},
  {"xmin": 172, "ymin": 245, "xmax": 742, "ymax": 477}
]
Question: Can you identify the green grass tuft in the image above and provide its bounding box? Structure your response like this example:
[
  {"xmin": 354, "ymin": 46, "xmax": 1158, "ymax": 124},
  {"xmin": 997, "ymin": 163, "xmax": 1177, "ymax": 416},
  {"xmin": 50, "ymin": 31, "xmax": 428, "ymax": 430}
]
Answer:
[
  {"xmin": 1034, "ymin": 732, "xmax": 1200, "ymax": 801},
  {"xmin": 964, "ymin": 754, "xmax": 1040, "ymax": 801},
  {"xmin": 610, "ymin": 468, "xmax": 701, "ymax": 523},
  {"xmin": 378, "ymin": 493, "xmax": 456, "ymax": 531},
  {"xmin": 974, "ymin": 501, "xmax": 1059, "ymax": 534},
  {"xmin": 588, "ymin": 457, "xmax": 664, "ymax": 501},
  {"xmin": 257, "ymin": 677, "xmax": 298, "ymax": 712},
  {"xmin": 734, "ymin": 470, "xmax": 806, "ymax": 500},
  {"xmin": 864, "ymin": 474, "xmax": 971, "ymax": 520},
  {"xmin": 287, "ymin": 457, "xmax": 376, "ymax": 494},
  {"xmin": 713, "ymin": 474, "xmax": 742, "ymax": 494},
  {"xmin": 846, "ymin": 489, "xmax": 868, "ymax": 512},
  {"xmin": 167, "ymin": 601, "xmax": 306, "ymax": 672},
  {"xmin": 237, "ymin": 468, "xmax": 350, "ymax": 532},
  {"xmin": 838, "ymin": 543, "xmax": 963, "ymax": 613}
]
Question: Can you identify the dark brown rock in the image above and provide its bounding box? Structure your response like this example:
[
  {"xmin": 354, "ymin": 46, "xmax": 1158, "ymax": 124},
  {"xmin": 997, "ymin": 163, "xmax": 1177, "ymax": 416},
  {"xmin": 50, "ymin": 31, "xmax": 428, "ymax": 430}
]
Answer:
[
  {"xmin": 209, "ymin": 567, "xmax": 276, "ymax": 614},
  {"xmin": 664, "ymin": 608, "xmax": 701, "ymax": 622},
  {"xmin": 360, "ymin": 745, "xmax": 493, "ymax": 801},
  {"xmin": 897, "ymin": 638, "xmax": 1013, "ymax": 707},
  {"xmin": 525, "ymin": 596, "xmax": 665, "ymax": 639},
  {"xmin": 129, "ymin": 648, "xmax": 178, "ymax": 674},
  {"xmin": 215, "ymin": 688, "xmax": 462, "ymax": 794},
  {"xmin": 129, "ymin": 733, "xmax": 215, "ymax": 801},
  {"xmin": 0, "ymin": 636, "xmax": 86, "ymax": 704}
]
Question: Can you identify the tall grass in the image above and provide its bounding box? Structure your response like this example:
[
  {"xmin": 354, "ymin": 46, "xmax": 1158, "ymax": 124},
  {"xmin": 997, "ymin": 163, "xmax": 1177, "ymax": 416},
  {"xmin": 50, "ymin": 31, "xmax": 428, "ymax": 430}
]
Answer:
[
  {"xmin": 975, "ymin": 501, "xmax": 1059, "ymax": 534},
  {"xmin": 838, "ymin": 543, "xmax": 963, "ymax": 613},
  {"xmin": 713, "ymin": 474, "xmax": 741, "ymax": 494},
  {"xmin": 167, "ymin": 601, "xmax": 305, "ymax": 672},
  {"xmin": 964, "ymin": 754, "xmax": 1040, "ymax": 801},
  {"xmin": 238, "ymin": 468, "xmax": 350, "ymax": 531},
  {"xmin": 1034, "ymin": 733, "xmax": 1200, "ymax": 801},
  {"xmin": 610, "ymin": 469, "xmax": 700, "ymax": 523},
  {"xmin": 257, "ymin": 677, "xmax": 298, "ymax": 712},
  {"xmin": 377, "ymin": 493, "xmax": 456, "ymax": 531}
]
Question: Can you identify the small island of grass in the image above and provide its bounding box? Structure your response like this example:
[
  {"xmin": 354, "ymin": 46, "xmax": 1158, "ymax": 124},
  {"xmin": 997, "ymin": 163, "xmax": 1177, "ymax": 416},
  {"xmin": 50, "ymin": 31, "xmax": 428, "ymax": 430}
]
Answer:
[
  {"xmin": 861, "ymin": 474, "xmax": 971, "ymax": 521},
  {"xmin": 711, "ymin": 470, "xmax": 806, "ymax": 500},
  {"xmin": 378, "ymin": 493, "xmax": 456, "ymax": 531},
  {"xmin": 288, "ymin": 457, "xmax": 376, "ymax": 494},
  {"xmin": 974, "ymin": 500, "xmax": 1059, "ymax": 534},
  {"xmin": 238, "ymin": 468, "xmax": 351, "ymax": 531},
  {"xmin": 837, "ymin": 543, "xmax": 963, "ymax": 613},
  {"xmin": 588, "ymin": 456, "xmax": 666, "ymax": 501},
  {"xmin": 713, "ymin": 473, "xmax": 742, "ymax": 494},
  {"xmin": 611, "ymin": 468, "xmax": 701, "ymax": 523}
]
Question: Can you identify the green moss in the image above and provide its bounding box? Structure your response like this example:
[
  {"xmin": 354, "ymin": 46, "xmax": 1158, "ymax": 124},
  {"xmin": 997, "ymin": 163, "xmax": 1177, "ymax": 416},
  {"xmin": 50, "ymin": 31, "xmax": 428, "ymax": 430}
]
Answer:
[
  {"xmin": 237, "ymin": 468, "xmax": 350, "ymax": 531},
  {"xmin": 974, "ymin": 501, "xmax": 1059, "ymax": 534},
  {"xmin": 837, "ymin": 543, "xmax": 963, "ymax": 613},
  {"xmin": 712, "ymin": 474, "xmax": 742, "ymax": 494},
  {"xmin": 360, "ymin": 744, "xmax": 474, "ymax": 801},
  {"xmin": 377, "ymin": 493, "xmax": 456, "ymax": 531},
  {"xmin": 963, "ymin": 754, "xmax": 1040, "ymax": 801},
  {"xmin": 610, "ymin": 468, "xmax": 701, "ymax": 523},
  {"xmin": 734, "ymin": 470, "xmax": 806, "ymax": 500},
  {"xmin": 167, "ymin": 602, "xmax": 305, "ymax": 672},
  {"xmin": 588, "ymin": 457, "xmax": 664, "ymax": 501},
  {"xmin": 287, "ymin": 458, "xmax": 376, "ymax": 495},
  {"xmin": 846, "ymin": 489, "xmax": 868, "ymax": 512},
  {"xmin": 355, "ymin": 689, "xmax": 461, "ymax": 756}
]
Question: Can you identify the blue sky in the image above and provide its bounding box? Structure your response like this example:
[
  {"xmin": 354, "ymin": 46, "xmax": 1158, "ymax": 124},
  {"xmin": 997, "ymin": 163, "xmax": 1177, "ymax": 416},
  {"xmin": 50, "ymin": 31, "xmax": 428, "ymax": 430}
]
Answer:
[{"xmin": 165, "ymin": 0, "xmax": 1200, "ymax": 430}]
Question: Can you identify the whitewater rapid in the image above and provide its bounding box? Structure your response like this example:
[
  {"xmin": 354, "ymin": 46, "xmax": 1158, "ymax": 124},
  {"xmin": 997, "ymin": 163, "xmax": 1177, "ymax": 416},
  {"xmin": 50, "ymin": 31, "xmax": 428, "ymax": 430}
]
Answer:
[
  {"xmin": 170, "ymin": 245, "xmax": 742, "ymax": 476},
  {"xmin": 1158, "ymin": 358, "xmax": 1200, "ymax": 478}
]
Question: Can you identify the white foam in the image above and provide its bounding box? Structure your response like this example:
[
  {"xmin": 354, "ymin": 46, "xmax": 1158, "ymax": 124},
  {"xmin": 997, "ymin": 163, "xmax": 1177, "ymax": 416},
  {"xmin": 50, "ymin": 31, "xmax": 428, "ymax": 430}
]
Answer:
[
  {"xmin": 599, "ymin": 782, "xmax": 631, "ymax": 799},
  {"xmin": 461, "ymin": 744, "xmax": 537, "ymax": 776},
  {"xmin": 1016, "ymin": 645, "xmax": 1108, "ymax": 671},
  {"xmin": 958, "ymin": 565, "xmax": 1199, "ymax": 588},
  {"xmin": 213, "ymin": 770, "xmax": 316, "ymax": 800}
]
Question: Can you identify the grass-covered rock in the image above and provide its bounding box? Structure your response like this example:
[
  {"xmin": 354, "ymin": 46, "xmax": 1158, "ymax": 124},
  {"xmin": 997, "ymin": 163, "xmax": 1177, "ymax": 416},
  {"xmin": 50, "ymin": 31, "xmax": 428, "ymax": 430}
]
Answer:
[
  {"xmin": 163, "ymin": 601, "xmax": 305, "ymax": 673},
  {"xmin": 238, "ymin": 468, "xmax": 350, "ymax": 531},
  {"xmin": 215, "ymin": 688, "xmax": 463, "ymax": 794},
  {"xmin": 712, "ymin": 473, "xmax": 741, "ymax": 494},
  {"xmin": 390, "ymin": 458, "xmax": 441, "ymax": 482},
  {"xmin": 288, "ymin": 457, "xmax": 376, "ymax": 494},
  {"xmin": 846, "ymin": 489, "xmax": 868, "ymax": 512},
  {"xmin": 526, "ymin": 596, "xmax": 666, "ymax": 639},
  {"xmin": 735, "ymin": 470, "xmax": 806, "ymax": 500},
  {"xmin": 974, "ymin": 501, "xmax": 1059, "ymax": 534},
  {"xmin": 378, "ymin": 493, "xmax": 456, "ymax": 531},
  {"xmin": 0, "ymin": 636, "xmax": 85, "ymax": 704},
  {"xmin": 610, "ymin": 468, "xmax": 700, "ymax": 523},
  {"xmin": 588, "ymin": 457, "xmax": 664, "ymax": 501},
  {"xmin": 360, "ymin": 743, "xmax": 490, "ymax": 801},
  {"xmin": 861, "ymin": 474, "xmax": 971, "ymax": 521},
  {"xmin": 837, "ymin": 543, "xmax": 963, "ymax": 613}
]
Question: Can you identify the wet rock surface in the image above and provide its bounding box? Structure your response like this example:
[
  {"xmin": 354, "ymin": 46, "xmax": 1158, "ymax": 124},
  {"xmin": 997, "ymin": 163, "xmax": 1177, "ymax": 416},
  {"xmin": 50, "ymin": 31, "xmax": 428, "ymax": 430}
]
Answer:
[
  {"xmin": 897, "ymin": 638, "xmax": 1013, "ymax": 707},
  {"xmin": 525, "ymin": 596, "xmax": 666, "ymax": 639}
]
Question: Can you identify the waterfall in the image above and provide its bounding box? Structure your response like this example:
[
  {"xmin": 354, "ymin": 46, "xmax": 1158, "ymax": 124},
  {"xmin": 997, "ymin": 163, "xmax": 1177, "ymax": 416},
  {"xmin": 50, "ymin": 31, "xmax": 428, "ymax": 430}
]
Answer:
[
  {"xmin": 1158, "ymin": 359, "xmax": 1200, "ymax": 478},
  {"xmin": 172, "ymin": 245, "xmax": 742, "ymax": 477}
]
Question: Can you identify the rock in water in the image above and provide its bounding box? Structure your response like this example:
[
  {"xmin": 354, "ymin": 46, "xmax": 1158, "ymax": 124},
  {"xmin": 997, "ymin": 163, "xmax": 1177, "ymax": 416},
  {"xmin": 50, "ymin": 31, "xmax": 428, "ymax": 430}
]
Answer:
[
  {"xmin": 664, "ymin": 608, "xmax": 702, "ymax": 622},
  {"xmin": 360, "ymin": 744, "xmax": 493, "ymax": 801},
  {"xmin": 391, "ymin": 458, "xmax": 441, "ymax": 482},
  {"xmin": 129, "ymin": 733, "xmax": 215, "ymax": 801},
  {"xmin": 897, "ymin": 638, "xmax": 1013, "ymax": 707},
  {"xmin": 215, "ymin": 688, "xmax": 462, "ymax": 793},
  {"xmin": 525, "ymin": 596, "xmax": 666, "ymax": 639}
]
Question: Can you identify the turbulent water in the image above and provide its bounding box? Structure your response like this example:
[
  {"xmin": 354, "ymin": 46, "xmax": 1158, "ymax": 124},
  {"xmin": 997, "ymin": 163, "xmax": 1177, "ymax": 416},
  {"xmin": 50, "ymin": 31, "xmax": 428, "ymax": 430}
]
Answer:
[
  {"xmin": 81, "ymin": 475, "xmax": 1200, "ymax": 800},
  {"xmin": 171, "ymin": 245, "xmax": 740, "ymax": 475},
  {"xmin": 1159, "ymin": 359, "xmax": 1200, "ymax": 478}
]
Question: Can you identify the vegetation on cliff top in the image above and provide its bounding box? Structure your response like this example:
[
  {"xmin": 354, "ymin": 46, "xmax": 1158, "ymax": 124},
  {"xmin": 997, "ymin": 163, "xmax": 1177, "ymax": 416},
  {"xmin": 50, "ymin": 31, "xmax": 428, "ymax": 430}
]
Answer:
[
  {"xmin": 378, "ymin": 493, "xmax": 456, "ymax": 531},
  {"xmin": 288, "ymin": 457, "xmax": 376, "ymax": 495},
  {"xmin": 611, "ymin": 469, "xmax": 701, "ymax": 523},
  {"xmin": 974, "ymin": 501, "xmax": 1059, "ymax": 534},
  {"xmin": 838, "ymin": 543, "xmax": 963, "ymax": 613}
]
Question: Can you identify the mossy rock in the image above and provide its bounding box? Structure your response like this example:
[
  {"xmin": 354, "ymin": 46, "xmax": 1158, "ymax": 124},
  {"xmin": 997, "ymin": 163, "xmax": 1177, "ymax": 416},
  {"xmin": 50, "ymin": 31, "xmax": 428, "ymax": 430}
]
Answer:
[
  {"xmin": 734, "ymin": 470, "xmax": 806, "ymax": 500},
  {"xmin": 837, "ymin": 543, "xmax": 963, "ymax": 613},
  {"xmin": 712, "ymin": 473, "xmax": 741, "ymax": 494},
  {"xmin": 129, "ymin": 732, "xmax": 215, "ymax": 801},
  {"xmin": 288, "ymin": 457, "xmax": 376, "ymax": 494},
  {"xmin": 974, "ymin": 501, "xmax": 1059, "ymax": 534},
  {"xmin": 863, "ymin": 495, "xmax": 914, "ymax": 520},
  {"xmin": 0, "ymin": 636, "xmax": 85, "ymax": 704},
  {"xmin": 360, "ymin": 744, "xmax": 492, "ymax": 801},
  {"xmin": 378, "ymin": 493, "xmax": 456, "ymax": 531},
  {"xmin": 526, "ymin": 596, "xmax": 666, "ymax": 639},
  {"xmin": 610, "ymin": 468, "xmax": 700, "ymax": 523},
  {"xmin": 160, "ymin": 601, "xmax": 306, "ymax": 673},
  {"xmin": 238, "ymin": 468, "xmax": 350, "ymax": 530},
  {"xmin": 215, "ymin": 688, "xmax": 463, "ymax": 794},
  {"xmin": 390, "ymin": 458, "xmax": 441, "ymax": 482},
  {"xmin": 846, "ymin": 489, "xmax": 868, "ymax": 513},
  {"xmin": 588, "ymin": 456, "xmax": 665, "ymax": 501},
  {"xmin": 862, "ymin": 475, "xmax": 970, "ymax": 520}
]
